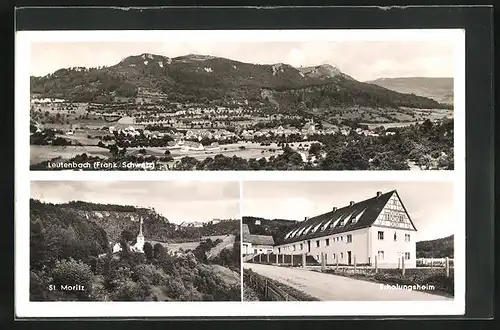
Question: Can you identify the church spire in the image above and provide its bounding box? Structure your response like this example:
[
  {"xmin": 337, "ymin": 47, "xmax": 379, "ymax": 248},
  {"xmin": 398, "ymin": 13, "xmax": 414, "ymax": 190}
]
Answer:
[{"xmin": 138, "ymin": 217, "xmax": 144, "ymax": 237}]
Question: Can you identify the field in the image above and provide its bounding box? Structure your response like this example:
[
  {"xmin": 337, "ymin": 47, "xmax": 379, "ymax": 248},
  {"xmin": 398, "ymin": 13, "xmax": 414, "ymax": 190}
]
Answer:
[
  {"xmin": 150, "ymin": 234, "xmax": 235, "ymax": 256},
  {"xmin": 30, "ymin": 145, "xmax": 112, "ymax": 165},
  {"xmin": 316, "ymin": 106, "xmax": 452, "ymax": 126},
  {"xmin": 207, "ymin": 235, "xmax": 236, "ymax": 259},
  {"xmin": 361, "ymin": 109, "xmax": 453, "ymax": 129},
  {"xmin": 168, "ymin": 142, "xmax": 283, "ymax": 162}
]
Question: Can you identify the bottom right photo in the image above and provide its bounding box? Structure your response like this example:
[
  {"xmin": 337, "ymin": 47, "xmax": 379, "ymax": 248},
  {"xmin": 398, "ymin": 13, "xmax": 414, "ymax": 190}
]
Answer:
[{"xmin": 241, "ymin": 181, "xmax": 455, "ymax": 302}]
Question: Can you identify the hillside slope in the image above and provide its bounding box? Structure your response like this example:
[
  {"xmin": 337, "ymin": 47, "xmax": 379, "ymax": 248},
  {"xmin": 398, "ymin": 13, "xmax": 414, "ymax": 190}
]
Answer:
[
  {"xmin": 31, "ymin": 53, "xmax": 451, "ymax": 110},
  {"xmin": 416, "ymin": 235, "xmax": 454, "ymax": 258},
  {"xmin": 30, "ymin": 200, "xmax": 238, "ymax": 252},
  {"xmin": 366, "ymin": 77, "xmax": 453, "ymax": 105},
  {"xmin": 242, "ymin": 216, "xmax": 299, "ymax": 245}
]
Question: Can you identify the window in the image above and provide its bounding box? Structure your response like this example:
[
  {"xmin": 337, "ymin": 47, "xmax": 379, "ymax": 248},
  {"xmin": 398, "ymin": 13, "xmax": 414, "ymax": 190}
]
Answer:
[
  {"xmin": 254, "ymin": 249, "xmax": 257, "ymax": 254},
  {"xmin": 325, "ymin": 239, "xmax": 330, "ymax": 246},
  {"xmin": 293, "ymin": 245, "xmax": 296, "ymax": 251},
  {"xmin": 316, "ymin": 240, "xmax": 320, "ymax": 248},
  {"xmin": 405, "ymin": 252, "xmax": 411, "ymax": 260},
  {"xmin": 394, "ymin": 232, "xmax": 397, "ymax": 241},
  {"xmin": 333, "ymin": 253, "xmax": 336, "ymax": 261},
  {"xmin": 347, "ymin": 234, "xmax": 352, "ymax": 243},
  {"xmin": 405, "ymin": 234, "xmax": 411, "ymax": 242},
  {"xmin": 377, "ymin": 250, "xmax": 385, "ymax": 260},
  {"xmin": 340, "ymin": 252, "xmax": 344, "ymax": 259},
  {"xmin": 378, "ymin": 231, "xmax": 384, "ymax": 240},
  {"xmin": 300, "ymin": 243, "xmax": 303, "ymax": 250},
  {"xmin": 340, "ymin": 236, "xmax": 343, "ymax": 241}
]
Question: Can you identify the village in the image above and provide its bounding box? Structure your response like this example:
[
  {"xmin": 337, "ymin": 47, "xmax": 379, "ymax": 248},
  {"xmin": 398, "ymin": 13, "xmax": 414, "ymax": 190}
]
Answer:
[{"xmin": 30, "ymin": 95, "xmax": 443, "ymax": 171}]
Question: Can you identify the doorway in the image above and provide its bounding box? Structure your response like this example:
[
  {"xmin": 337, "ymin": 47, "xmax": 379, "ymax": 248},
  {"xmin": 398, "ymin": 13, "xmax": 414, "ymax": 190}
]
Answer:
[{"xmin": 347, "ymin": 251, "xmax": 352, "ymax": 265}]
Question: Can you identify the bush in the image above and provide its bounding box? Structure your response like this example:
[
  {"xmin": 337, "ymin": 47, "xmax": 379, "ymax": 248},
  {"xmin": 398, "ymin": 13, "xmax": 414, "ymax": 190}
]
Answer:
[{"xmin": 51, "ymin": 258, "xmax": 93, "ymax": 299}]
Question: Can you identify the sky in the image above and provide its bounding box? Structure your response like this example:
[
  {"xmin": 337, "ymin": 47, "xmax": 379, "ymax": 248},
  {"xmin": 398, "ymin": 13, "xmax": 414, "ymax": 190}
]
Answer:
[
  {"xmin": 30, "ymin": 181, "xmax": 240, "ymax": 224},
  {"xmin": 30, "ymin": 40, "xmax": 455, "ymax": 81},
  {"xmin": 242, "ymin": 181, "xmax": 455, "ymax": 241}
]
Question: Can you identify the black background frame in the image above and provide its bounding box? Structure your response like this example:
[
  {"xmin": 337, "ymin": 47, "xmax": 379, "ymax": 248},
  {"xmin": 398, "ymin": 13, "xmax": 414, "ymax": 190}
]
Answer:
[{"xmin": 8, "ymin": 5, "xmax": 495, "ymax": 321}]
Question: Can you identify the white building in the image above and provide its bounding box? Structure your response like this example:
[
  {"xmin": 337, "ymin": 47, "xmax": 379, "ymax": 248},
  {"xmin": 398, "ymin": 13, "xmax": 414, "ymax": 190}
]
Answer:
[
  {"xmin": 242, "ymin": 224, "xmax": 275, "ymax": 255},
  {"xmin": 181, "ymin": 141, "xmax": 205, "ymax": 151},
  {"xmin": 273, "ymin": 190, "xmax": 417, "ymax": 268}
]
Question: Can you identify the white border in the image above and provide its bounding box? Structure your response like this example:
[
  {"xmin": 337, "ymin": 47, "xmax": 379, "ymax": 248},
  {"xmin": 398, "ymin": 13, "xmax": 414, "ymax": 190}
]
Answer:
[{"xmin": 15, "ymin": 29, "xmax": 466, "ymax": 318}]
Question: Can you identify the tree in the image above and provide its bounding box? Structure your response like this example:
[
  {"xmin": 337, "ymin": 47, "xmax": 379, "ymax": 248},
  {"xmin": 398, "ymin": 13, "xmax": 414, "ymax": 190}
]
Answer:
[
  {"xmin": 143, "ymin": 242, "xmax": 153, "ymax": 260},
  {"xmin": 121, "ymin": 229, "xmax": 134, "ymax": 243},
  {"xmin": 308, "ymin": 142, "xmax": 322, "ymax": 156},
  {"xmin": 51, "ymin": 258, "xmax": 93, "ymax": 299},
  {"xmin": 109, "ymin": 144, "xmax": 119, "ymax": 156},
  {"xmin": 153, "ymin": 243, "xmax": 165, "ymax": 259}
]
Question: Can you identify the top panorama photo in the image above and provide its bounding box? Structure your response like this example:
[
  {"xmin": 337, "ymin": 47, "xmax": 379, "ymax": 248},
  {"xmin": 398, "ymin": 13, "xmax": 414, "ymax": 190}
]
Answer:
[{"xmin": 28, "ymin": 35, "xmax": 456, "ymax": 171}]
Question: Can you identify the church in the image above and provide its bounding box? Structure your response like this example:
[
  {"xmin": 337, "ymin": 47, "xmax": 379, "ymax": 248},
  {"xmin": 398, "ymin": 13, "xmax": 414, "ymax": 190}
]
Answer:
[
  {"xmin": 113, "ymin": 217, "xmax": 146, "ymax": 253},
  {"xmin": 273, "ymin": 190, "xmax": 418, "ymax": 268}
]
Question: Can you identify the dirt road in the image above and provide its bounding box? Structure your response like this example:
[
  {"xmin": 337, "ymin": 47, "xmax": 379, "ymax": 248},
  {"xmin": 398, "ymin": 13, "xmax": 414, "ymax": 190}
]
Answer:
[{"xmin": 243, "ymin": 263, "xmax": 452, "ymax": 301}]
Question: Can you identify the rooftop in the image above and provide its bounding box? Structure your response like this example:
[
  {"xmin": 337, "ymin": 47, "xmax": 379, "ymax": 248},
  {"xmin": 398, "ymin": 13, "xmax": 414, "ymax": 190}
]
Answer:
[{"xmin": 281, "ymin": 190, "xmax": 417, "ymax": 244}]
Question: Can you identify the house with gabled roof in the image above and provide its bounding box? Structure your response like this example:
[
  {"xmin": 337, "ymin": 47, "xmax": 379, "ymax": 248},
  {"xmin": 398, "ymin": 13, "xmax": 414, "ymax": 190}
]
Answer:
[
  {"xmin": 273, "ymin": 190, "xmax": 417, "ymax": 268},
  {"xmin": 242, "ymin": 224, "xmax": 275, "ymax": 255}
]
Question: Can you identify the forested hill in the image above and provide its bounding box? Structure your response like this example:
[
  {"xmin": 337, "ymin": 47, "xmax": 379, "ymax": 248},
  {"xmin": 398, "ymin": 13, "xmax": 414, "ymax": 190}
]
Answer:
[
  {"xmin": 30, "ymin": 199, "xmax": 176, "ymax": 252},
  {"xmin": 30, "ymin": 53, "xmax": 451, "ymax": 110},
  {"xmin": 242, "ymin": 216, "xmax": 299, "ymax": 245},
  {"xmin": 30, "ymin": 199, "xmax": 239, "ymax": 248},
  {"xmin": 416, "ymin": 235, "xmax": 454, "ymax": 258}
]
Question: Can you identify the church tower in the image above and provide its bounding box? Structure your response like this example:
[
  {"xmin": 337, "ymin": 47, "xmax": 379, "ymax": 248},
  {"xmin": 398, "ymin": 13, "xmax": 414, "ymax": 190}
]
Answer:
[{"xmin": 135, "ymin": 217, "xmax": 145, "ymax": 252}]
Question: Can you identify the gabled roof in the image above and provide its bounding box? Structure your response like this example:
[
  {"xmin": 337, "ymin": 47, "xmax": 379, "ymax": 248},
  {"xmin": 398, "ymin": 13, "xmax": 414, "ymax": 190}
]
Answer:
[
  {"xmin": 242, "ymin": 224, "xmax": 275, "ymax": 246},
  {"xmin": 281, "ymin": 190, "xmax": 400, "ymax": 244}
]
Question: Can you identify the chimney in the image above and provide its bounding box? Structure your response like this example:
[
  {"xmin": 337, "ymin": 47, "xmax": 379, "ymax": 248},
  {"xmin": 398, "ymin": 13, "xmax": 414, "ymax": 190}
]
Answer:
[
  {"xmin": 304, "ymin": 216, "xmax": 309, "ymax": 221},
  {"xmin": 332, "ymin": 207, "xmax": 337, "ymax": 212},
  {"xmin": 349, "ymin": 201, "xmax": 355, "ymax": 206},
  {"xmin": 376, "ymin": 191, "xmax": 382, "ymax": 198}
]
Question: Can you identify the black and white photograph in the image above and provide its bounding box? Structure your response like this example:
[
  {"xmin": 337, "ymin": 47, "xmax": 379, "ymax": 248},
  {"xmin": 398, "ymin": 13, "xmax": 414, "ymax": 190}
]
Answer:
[
  {"xmin": 25, "ymin": 30, "xmax": 458, "ymax": 171},
  {"xmin": 29, "ymin": 181, "xmax": 241, "ymax": 302},
  {"xmin": 242, "ymin": 181, "xmax": 456, "ymax": 302}
]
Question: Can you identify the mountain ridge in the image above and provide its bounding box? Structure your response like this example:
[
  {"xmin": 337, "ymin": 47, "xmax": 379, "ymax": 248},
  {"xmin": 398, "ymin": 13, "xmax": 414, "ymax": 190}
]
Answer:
[{"xmin": 30, "ymin": 53, "xmax": 452, "ymax": 110}]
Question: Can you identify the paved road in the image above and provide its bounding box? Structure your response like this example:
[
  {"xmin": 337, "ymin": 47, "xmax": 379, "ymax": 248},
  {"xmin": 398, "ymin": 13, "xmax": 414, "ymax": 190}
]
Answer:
[{"xmin": 243, "ymin": 263, "xmax": 452, "ymax": 301}]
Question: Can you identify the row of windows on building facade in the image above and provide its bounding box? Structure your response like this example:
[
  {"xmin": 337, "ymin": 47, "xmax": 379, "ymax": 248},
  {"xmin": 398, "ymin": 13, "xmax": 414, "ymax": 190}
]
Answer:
[
  {"xmin": 283, "ymin": 234, "xmax": 354, "ymax": 252},
  {"xmin": 286, "ymin": 210, "xmax": 369, "ymax": 240},
  {"xmin": 282, "ymin": 231, "xmax": 411, "ymax": 252},
  {"xmin": 313, "ymin": 251, "xmax": 412, "ymax": 262},
  {"xmin": 376, "ymin": 251, "xmax": 412, "ymax": 260},
  {"xmin": 378, "ymin": 231, "xmax": 411, "ymax": 242}
]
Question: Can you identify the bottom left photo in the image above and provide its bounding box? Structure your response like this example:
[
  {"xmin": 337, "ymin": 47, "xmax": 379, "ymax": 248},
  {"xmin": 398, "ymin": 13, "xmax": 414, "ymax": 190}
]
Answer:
[{"xmin": 28, "ymin": 180, "xmax": 242, "ymax": 302}]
